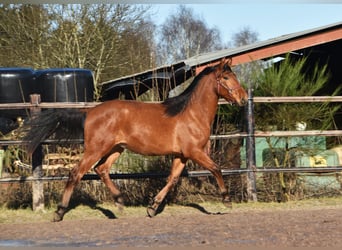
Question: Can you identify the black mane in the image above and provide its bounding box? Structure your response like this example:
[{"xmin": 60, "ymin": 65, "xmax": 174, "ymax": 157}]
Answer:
[{"xmin": 163, "ymin": 66, "xmax": 215, "ymax": 116}]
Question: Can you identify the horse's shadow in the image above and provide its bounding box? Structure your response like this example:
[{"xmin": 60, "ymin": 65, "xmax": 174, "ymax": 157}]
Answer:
[
  {"xmin": 66, "ymin": 195, "xmax": 117, "ymax": 219},
  {"xmin": 185, "ymin": 203, "xmax": 212, "ymax": 214},
  {"xmin": 185, "ymin": 203, "xmax": 228, "ymax": 215},
  {"xmin": 60, "ymin": 194, "xmax": 226, "ymax": 219},
  {"xmin": 151, "ymin": 200, "xmax": 229, "ymax": 216}
]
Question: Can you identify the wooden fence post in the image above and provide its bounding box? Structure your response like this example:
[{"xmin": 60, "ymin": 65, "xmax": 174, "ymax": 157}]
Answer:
[
  {"xmin": 246, "ymin": 87, "xmax": 258, "ymax": 201},
  {"xmin": 30, "ymin": 94, "xmax": 44, "ymax": 211}
]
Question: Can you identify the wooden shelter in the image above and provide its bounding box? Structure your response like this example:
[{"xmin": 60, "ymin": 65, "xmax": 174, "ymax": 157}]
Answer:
[{"xmin": 100, "ymin": 21, "xmax": 342, "ymax": 101}]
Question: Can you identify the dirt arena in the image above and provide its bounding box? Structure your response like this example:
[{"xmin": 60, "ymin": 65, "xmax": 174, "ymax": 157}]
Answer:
[{"xmin": 1, "ymin": 201, "xmax": 342, "ymax": 247}]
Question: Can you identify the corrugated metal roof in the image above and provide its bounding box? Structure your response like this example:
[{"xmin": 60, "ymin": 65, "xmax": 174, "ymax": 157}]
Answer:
[
  {"xmin": 184, "ymin": 21, "xmax": 342, "ymax": 67},
  {"xmin": 100, "ymin": 21, "xmax": 342, "ymax": 101}
]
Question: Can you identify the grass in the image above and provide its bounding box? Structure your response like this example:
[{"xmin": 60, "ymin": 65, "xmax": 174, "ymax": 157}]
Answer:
[{"xmin": 1, "ymin": 197, "xmax": 342, "ymax": 224}]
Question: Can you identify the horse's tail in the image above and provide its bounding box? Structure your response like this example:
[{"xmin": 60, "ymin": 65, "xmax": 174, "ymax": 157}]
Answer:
[{"xmin": 22, "ymin": 109, "xmax": 86, "ymax": 154}]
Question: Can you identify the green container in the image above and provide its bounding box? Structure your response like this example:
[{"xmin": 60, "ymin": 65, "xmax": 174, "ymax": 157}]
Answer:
[
  {"xmin": 297, "ymin": 172, "xmax": 342, "ymax": 191},
  {"xmin": 295, "ymin": 150, "xmax": 339, "ymax": 168},
  {"xmin": 295, "ymin": 150, "xmax": 340, "ymax": 191},
  {"xmin": 240, "ymin": 135, "xmax": 326, "ymax": 168}
]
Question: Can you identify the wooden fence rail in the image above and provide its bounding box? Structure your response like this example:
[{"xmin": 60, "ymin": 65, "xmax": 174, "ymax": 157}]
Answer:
[
  {"xmin": 2, "ymin": 129, "xmax": 342, "ymax": 147},
  {"xmin": 1, "ymin": 95, "xmax": 342, "ymax": 110}
]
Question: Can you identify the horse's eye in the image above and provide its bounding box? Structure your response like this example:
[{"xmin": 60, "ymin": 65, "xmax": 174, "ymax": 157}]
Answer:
[{"xmin": 223, "ymin": 76, "xmax": 229, "ymax": 80}]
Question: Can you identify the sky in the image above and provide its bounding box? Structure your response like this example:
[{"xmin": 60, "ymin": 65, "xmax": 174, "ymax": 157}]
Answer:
[
  {"xmin": 8, "ymin": 2, "xmax": 342, "ymax": 43},
  {"xmin": 150, "ymin": 3, "xmax": 342, "ymax": 43}
]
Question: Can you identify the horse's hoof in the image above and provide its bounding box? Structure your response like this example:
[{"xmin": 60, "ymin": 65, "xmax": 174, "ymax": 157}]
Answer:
[
  {"xmin": 52, "ymin": 211, "xmax": 63, "ymax": 222},
  {"xmin": 115, "ymin": 197, "xmax": 125, "ymax": 211},
  {"xmin": 146, "ymin": 206, "xmax": 157, "ymax": 217},
  {"xmin": 115, "ymin": 202, "xmax": 124, "ymax": 212},
  {"xmin": 222, "ymin": 198, "xmax": 233, "ymax": 209}
]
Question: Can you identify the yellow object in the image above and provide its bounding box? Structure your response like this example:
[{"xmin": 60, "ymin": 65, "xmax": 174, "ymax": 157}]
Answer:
[{"xmin": 310, "ymin": 155, "xmax": 327, "ymax": 167}]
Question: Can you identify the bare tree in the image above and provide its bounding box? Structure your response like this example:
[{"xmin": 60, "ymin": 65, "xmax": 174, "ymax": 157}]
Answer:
[
  {"xmin": 46, "ymin": 4, "xmax": 155, "ymax": 85},
  {"xmin": 0, "ymin": 4, "xmax": 156, "ymax": 98},
  {"xmin": 231, "ymin": 26, "xmax": 259, "ymax": 47},
  {"xmin": 157, "ymin": 5, "xmax": 222, "ymax": 65},
  {"xmin": 230, "ymin": 26, "xmax": 260, "ymax": 87},
  {"xmin": 0, "ymin": 4, "xmax": 51, "ymax": 68}
]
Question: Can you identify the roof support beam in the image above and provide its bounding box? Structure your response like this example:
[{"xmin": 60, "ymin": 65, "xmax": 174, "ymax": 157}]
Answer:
[{"xmin": 231, "ymin": 29, "xmax": 342, "ymax": 65}]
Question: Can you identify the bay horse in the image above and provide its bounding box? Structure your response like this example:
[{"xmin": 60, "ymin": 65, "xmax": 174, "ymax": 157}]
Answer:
[{"xmin": 24, "ymin": 57, "xmax": 247, "ymax": 222}]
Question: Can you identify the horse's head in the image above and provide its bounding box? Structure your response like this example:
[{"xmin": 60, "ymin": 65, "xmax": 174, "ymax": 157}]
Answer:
[{"xmin": 215, "ymin": 58, "xmax": 248, "ymax": 106}]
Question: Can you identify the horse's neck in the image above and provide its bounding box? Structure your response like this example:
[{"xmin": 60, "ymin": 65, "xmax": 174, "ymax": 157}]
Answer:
[{"xmin": 186, "ymin": 74, "xmax": 219, "ymax": 125}]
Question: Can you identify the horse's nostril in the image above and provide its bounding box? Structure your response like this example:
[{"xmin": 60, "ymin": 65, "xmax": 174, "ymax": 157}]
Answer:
[{"xmin": 241, "ymin": 98, "xmax": 247, "ymax": 106}]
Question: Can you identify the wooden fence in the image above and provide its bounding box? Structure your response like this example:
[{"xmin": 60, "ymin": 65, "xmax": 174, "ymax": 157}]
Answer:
[{"xmin": 0, "ymin": 94, "xmax": 342, "ymax": 210}]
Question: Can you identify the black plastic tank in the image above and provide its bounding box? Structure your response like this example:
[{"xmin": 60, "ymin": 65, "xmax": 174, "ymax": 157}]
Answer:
[
  {"xmin": 0, "ymin": 68, "xmax": 36, "ymax": 120},
  {"xmin": 35, "ymin": 68, "xmax": 95, "ymax": 102}
]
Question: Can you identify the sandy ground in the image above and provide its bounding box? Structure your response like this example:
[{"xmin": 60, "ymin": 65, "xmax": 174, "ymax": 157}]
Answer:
[{"xmin": 1, "ymin": 201, "xmax": 342, "ymax": 247}]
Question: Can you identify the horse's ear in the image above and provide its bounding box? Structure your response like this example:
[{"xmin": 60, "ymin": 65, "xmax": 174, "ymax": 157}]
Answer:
[
  {"xmin": 218, "ymin": 58, "xmax": 226, "ymax": 70},
  {"xmin": 218, "ymin": 57, "xmax": 232, "ymax": 70},
  {"xmin": 226, "ymin": 57, "xmax": 232, "ymax": 66}
]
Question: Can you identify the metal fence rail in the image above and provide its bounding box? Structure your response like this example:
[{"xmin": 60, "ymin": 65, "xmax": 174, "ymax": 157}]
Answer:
[{"xmin": 1, "ymin": 166, "xmax": 342, "ymax": 183}]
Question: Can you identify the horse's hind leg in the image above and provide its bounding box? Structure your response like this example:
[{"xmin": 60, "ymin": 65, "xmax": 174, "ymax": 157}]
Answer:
[
  {"xmin": 94, "ymin": 147, "xmax": 124, "ymax": 209},
  {"xmin": 53, "ymin": 153, "xmax": 101, "ymax": 222},
  {"xmin": 147, "ymin": 156, "xmax": 187, "ymax": 217}
]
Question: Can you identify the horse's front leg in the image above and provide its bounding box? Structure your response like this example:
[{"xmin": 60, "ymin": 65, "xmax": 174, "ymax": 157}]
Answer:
[
  {"xmin": 190, "ymin": 149, "xmax": 232, "ymax": 208},
  {"xmin": 147, "ymin": 156, "xmax": 187, "ymax": 217}
]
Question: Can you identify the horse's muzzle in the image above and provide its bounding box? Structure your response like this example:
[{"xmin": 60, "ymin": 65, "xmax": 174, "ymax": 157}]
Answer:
[{"xmin": 239, "ymin": 97, "xmax": 248, "ymax": 106}]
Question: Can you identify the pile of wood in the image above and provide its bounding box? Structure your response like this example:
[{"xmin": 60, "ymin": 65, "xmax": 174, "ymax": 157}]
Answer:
[{"xmin": 42, "ymin": 146, "xmax": 83, "ymax": 174}]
